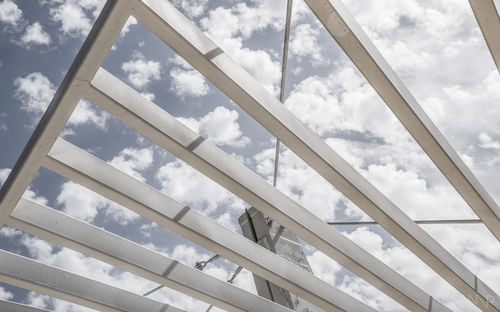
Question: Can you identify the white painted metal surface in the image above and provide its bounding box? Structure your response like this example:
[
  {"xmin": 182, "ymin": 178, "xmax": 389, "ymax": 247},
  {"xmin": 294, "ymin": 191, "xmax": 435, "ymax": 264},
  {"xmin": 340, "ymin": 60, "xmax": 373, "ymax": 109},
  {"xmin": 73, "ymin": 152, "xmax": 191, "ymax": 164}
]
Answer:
[
  {"xmin": 303, "ymin": 0, "xmax": 500, "ymax": 245},
  {"xmin": 469, "ymin": 0, "xmax": 500, "ymax": 72},
  {"xmin": 0, "ymin": 299, "xmax": 52, "ymax": 312},
  {"xmin": 87, "ymin": 68, "xmax": 450, "ymax": 312},
  {"xmin": 0, "ymin": 249, "xmax": 186, "ymax": 312},
  {"xmin": 42, "ymin": 137, "xmax": 376, "ymax": 312},
  {"xmin": 0, "ymin": 0, "xmax": 498, "ymax": 311},
  {"xmin": 7, "ymin": 198, "xmax": 295, "ymax": 312},
  {"xmin": 130, "ymin": 1, "xmax": 500, "ymax": 311}
]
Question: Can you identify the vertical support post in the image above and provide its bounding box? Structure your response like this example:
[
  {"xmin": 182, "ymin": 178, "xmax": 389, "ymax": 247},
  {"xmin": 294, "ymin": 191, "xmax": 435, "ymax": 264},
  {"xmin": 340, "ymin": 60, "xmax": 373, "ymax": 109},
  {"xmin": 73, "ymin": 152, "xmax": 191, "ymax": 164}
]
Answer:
[{"xmin": 239, "ymin": 208, "xmax": 324, "ymax": 311}]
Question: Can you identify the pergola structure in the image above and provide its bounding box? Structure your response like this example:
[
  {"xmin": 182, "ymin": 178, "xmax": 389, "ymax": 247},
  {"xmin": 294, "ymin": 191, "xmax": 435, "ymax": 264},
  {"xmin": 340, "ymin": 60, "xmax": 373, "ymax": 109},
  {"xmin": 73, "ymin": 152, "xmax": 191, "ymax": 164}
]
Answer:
[{"xmin": 1, "ymin": 0, "xmax": 500, "ymax": 311}]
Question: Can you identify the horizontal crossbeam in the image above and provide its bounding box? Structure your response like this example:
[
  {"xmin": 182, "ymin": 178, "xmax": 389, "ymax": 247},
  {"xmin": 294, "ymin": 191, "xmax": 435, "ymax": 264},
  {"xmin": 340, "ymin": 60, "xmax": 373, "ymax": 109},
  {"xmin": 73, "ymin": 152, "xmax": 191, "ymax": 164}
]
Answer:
[
  {"xmin": 42, "ymin": 137, "xmax": 374, "ymax": 312},
  {"xmin": 0, "ymin": 300, "xmax": 52, "ymax": 312},
  {"xmin": 0, "ymin": 0, "xmax": 134, "ymax": 228},
  {"xmin": 303, "ymin": 0, "xmax": 500, "ymax": 246},
  {"xmin": 129, "ymin": 1, "xmax": 500, "ymax": 311},
  {"xmin": 6, "ymin": 197, "xmax": 294, "ymax": 312},
  {"xmin": 0, "ymin": 249, "xmax": 185, "ymax": 312},
  {"xmin": 468, "ymin": 0, "xmax": 500, "ymax": 72},
  {"xmin": 86, "ymin": 67, "xmax": 450, "ymax": 312},
  {"xmin": 328, "ymin": 219, "xmax": 482, "ymax": 226}
]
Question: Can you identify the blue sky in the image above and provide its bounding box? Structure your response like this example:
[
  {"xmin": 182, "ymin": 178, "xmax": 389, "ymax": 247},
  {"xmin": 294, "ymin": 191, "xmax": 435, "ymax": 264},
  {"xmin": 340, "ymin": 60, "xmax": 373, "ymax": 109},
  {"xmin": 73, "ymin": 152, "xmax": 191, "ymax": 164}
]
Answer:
[{"xmin": 0, "ymin": 0, "xmax": 500, "ymax": 311}]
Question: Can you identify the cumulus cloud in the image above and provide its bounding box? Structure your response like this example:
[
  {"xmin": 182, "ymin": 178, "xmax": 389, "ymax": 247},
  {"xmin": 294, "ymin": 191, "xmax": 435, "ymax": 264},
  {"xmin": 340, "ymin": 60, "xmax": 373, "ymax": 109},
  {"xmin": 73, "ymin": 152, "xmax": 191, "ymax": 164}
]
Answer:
[
  {"xmin": 155, "ymin": 158, "xmax": 246, "ymax": 217},
  {"xmin": 14, "ymin": 72, "xmax": 110, "ymax": 129},
  {"xmin": 56, "ymin": 181, "xmax": 141, "ymax": 225},
  {"xmin": 479, "ymin": 133, "xmax": 500, "ymax": 150},
  {"xmin": 253, "ymin": 146, "xmax": 343, "ymax": 221},
  {"xmin": 0, "ymin": 168, "xmax": 48, "ymax": 205},
  {"xmin": 177, "ymin": 106, "xmax": 250, "ymax": 148},
  {"xmin": 200, "ymin": 3, "xmax": 286, "ymax": 96},
  {"xmin": 121, "ymin": 52, "xmax": 161, "ymax": 89},
  {"xmin": 0, "ymin": 287, "xmax": 13, "ymax": 300},
  {"xmin": 48, "ymin": 0, "xmax": 105, "ymax": 38},
  {"xmin": 0, "ymin": 0, "xmax": 22, "ymax": 26},
  {"xmin": 55, "ymin": 146, "xmax": 152, "ymax": 224},
  {"xmin": 68, "ymin": 99, "xmax": 109, "ymax": 130},
  {"xmin": 173, "ymin": 0, "xmax": 208, "ymax": 18},
  {"xmin": 20, "ymin": 22, "xmax": 51, "ymax": 46},
  {"xmin": 168, "ymin": 54, "xmax": 209, "ymax": 97},
  {"xmin": 284, "ymin": 66, "xmax": 410, "ymax": 144},
  {"xmin": 289, "ymin": 23, "xmax": 326, "ymax": 66},
  {"xmin": 120, "ymin": 16, "xmax": 137, "ymax": 37},
  {"xmin": 14, "ymin": 72, "xmax": 55, "ymax": 117},
  {"xmin": 108, "ymin": 146, "xmax": 154, "ymax": 182},
  {"xmin": 336, "ymin": 226, "xmax": 487, "ymax": 311},
  {"xmin": 170, "ymin": 67, "xmax": 209, "ymax": 97},
  {"xmin": 56, "ymin": 181, "xmax": 108, "ymax": 222}
]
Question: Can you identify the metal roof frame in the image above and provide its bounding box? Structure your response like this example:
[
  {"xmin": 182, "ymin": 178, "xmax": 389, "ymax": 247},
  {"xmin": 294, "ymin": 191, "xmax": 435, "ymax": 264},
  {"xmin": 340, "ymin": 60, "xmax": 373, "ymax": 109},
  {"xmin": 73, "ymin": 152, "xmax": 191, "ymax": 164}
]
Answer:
[
  {"xmin": 468, "ymin": 0, "xmax": 500, "ymax": 73},
  {"xmin": 0, "ymin": 0, "xmax": 498, "ymax": 311}
]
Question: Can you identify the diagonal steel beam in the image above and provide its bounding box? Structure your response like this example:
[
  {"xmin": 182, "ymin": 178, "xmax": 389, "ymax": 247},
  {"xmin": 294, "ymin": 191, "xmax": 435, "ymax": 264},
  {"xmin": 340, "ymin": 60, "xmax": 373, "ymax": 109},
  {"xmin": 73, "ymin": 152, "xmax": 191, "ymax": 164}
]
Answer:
[
  {"xmin": 0, "ymin": 0, "xmax": 135, "ymax": 228},
  {"xmin": 302, "ymin": 0, "xmax": 500, "ymax": 244},
  {"xmin": 469, "ymin": 0, "xmax": 500, "ymax": 73},
  {"xmin": 128, "ymin": 1, "xmax": 500, "ymax": 311},
  {"xmin": 42, "ymin": 138, "xmax": 376, "ymax": 312},
  {"xmin": 86, "ymin": 68, "xmax": 451, "ymax": 312},
  {"xmin": 0, "ymin": 249, "xmax": 186, "ymax": 312},
  {"xmin": 0, "ymin": 300, "xmax": 52, "ymax": 312},
  {"xmin": 6, "ymin": 198, "xmax": 294, "ymax": 312}
]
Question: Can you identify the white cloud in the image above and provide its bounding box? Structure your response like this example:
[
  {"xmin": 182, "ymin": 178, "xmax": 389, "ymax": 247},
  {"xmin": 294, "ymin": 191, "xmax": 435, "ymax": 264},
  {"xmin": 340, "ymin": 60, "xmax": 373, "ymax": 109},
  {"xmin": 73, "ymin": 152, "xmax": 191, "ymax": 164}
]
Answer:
[
  {"xmin": 55, "ymin": 146, "xmax": 152, "ymax": 224},
  {"xmin": 14, "ymin": 72, "xmax": 110, "ymax": 129},
  {"xmin": 56, "ymin": 180, "xmax": 141, "ymax": 225},
  {"xmin": 121, "ymin": 52, "xmax": 161, "ymax": 89},
  {"xmin": 254, "ymin": 146, "xmax": 343, "ymax": 221},
  {"xmin": 284, "ymin": 66, "xmax": 409, "ymax": 144},
  {"xmin": 424, "ymin": 224, "xmax": 500, "ymax": 297},
  {"xmin": 177, "ymin": 106, "xmax": 250, "ymax": 148},
  {"xmin": 168, "ymin": 54, "xmax": 209, "ymax": 97},
  {"xmin": 0, "ymin": 287, "xmax": 13, "ymax": 300},
  {"xmin": 479, "ymin": 133, "xmax": 500, "ymax": 150},
  {"xmin": 173, "ymin": 0, "xmax": 208, "ymax": 18},
  {"xmin": 355, "ymin": 162, "xmax": 475, "ymax": 220},
  {"xmin": 0, "ymin": 167, "xmax": 11, "ymax": 185},
  {"xmin": 337, "ymin": 226, "xmax": 486, "ymax": 311},
  {"xmin": 20, "ymin": 22, "xmax": 51, "ymax": 46},
  {"xmin": 48, "ymin": 0, "xmax": 105, "ymax": 38},
  {"xmin": 0, "ymin": 0, "xmax": 22, "ymax": 26},
  {"xmin": 27, "ymin": 291, "xmax": 96, "ymax": 312},
  {"xmin": 108, "ymin": 146, "xmax": 154, "ymax": 182},
  {"xmin": 200, "ymin": 4, "xmax": 286, "ymax": 96},
  {"xmin": 140, "ymin": 92, "xmax": 155, "ymax": 102},
  {"xmin": 17, "ymin": 233, "xmax": 231, "ymax": 312},
  {"xmin": 0, "ymin": 168, "xmax": 48, "ymax": 205},
  {"xmin": 170, "ymin": 67, "xmax": 209, "ymax": 97},
  {"xmin": 68, "ymin": 99, "xmax": 109, "ymax": 130},
  {"xmin": 307, "ymin": 250, "xmax": 342, "ymax": 285},
  {"xmin": 289, "ymin": 23, "xmax": 326, "ymax": 66},
  {"xmin": 14, "ymin": 72, "xmax": 55, "ymax": 117},
  {"xmin": 56, "ymin": 181, "xmax": 107, "ymax": 222},
  {"xmin": 155, "ymin": 158, "xmax": 246, "ymax": 217},
  {"xmin": 120, "ymin": 16, "xmax": 137, "ymax": 37}
]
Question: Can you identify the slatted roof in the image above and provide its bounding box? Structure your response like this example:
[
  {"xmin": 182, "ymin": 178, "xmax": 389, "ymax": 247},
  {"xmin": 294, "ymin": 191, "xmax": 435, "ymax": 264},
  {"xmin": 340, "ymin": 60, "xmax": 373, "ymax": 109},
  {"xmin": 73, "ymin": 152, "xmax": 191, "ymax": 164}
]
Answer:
[{"xmin": 0, "ymin": 0, "xmax": 499, "ymax": 311}]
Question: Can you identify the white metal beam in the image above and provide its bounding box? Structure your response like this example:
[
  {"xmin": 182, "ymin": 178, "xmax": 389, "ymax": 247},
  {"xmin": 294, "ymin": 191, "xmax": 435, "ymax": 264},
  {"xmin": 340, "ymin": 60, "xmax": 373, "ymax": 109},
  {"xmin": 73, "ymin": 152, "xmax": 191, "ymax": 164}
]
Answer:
[
  {"xmin": 0, "ymin": 249, "xmax": 186, "ymax": 312},
  {"xmin": 127, "ymin": 1, "xmax": 500, "ymax": 311},
  {"xmin": 86, "ymin": 68, "xmax": 451, "ymax": 312},
  {"xmin": 7, "ymin": 197, "xmax": 294, "ymax": 312},
  {"xmin": 302, "ymin": 0, "xmax": 500, "ymax": 244},
  {"xmin": 469, "ymin": 0, "xmax": 500, "ymax": 72},
  {"xmin": 0, "ymin": 300, "xmax": 52, "ymax": 312},
  {"xmin": 42, "ymin": 138, "xmax": 376, "ymax": 312},
  {"xmin": 0, "ymin": 0, "xmax": 134, "ymax": 227}
]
